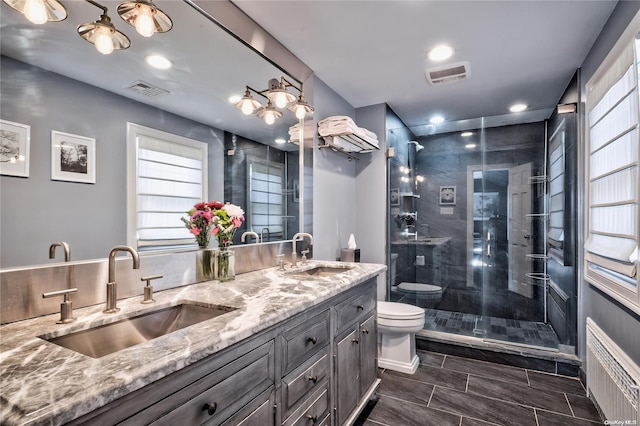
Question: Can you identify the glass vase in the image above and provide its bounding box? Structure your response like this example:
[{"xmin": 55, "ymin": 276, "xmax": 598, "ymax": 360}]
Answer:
[
  {"xmin": 216, "ymin": 248, "xmax": 235, "ymax": 281},
  {"xmin": 196, "ymin": 247, "xmax": 216, "ymax": 282}
]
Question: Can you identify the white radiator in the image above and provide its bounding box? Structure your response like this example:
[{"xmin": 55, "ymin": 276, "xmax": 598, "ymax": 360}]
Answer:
[{"xmin": 586, "ymin": 318, "xmax": 640, "ymax": 423}]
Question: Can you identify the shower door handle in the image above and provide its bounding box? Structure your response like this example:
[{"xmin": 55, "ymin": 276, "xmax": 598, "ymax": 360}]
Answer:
[{"xmin": 487, "ymin": 244, "xmax": 491, "ymax": 258}]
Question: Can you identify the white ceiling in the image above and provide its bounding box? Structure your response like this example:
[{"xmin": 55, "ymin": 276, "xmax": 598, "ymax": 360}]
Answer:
[{"xmin": 233, "ymin": 0, "xmax": 618, "ymax": 135}]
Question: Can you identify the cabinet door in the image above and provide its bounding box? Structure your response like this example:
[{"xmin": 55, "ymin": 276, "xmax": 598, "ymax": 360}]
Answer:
[
  {"xmin": 218, "ymin": 388, "xmax": 274, "ymax": 426},
  {"xmin": 359, "ymin": 314, "xmax": 377, "ymax": 398},
  {"xmin": 335, "ymin": 327, "xmax": 359, "ymax": 426}
]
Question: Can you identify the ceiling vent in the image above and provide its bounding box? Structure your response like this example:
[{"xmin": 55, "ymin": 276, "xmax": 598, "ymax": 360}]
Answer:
[
  {"xmin": 425, "ymin": 61, "xmax": 470, "ymax": 85},
  {"xmin": 124, "ymin": 80, "xmax": 170, "ymax": 97}
]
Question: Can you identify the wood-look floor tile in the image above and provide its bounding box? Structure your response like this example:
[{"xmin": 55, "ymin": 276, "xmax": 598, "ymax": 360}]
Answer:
[
  {"xmin": 385, "ymin": 364, "xmax": 468, "ymax": 391},
  {"xmin": 536, "ymin": 409, "xmax": 604, "ymax": 426},
  {"xmin": 429, "ymin": 386, "xmax": 538, "ymax": 426},
  {"xmin": 527, "ymin": 370, "xmax": 586, "ymax": 396},
  {"xmin": 565, "ymin": 393, "xmax": 603, "ymax": 422},
  {"xmin": 417, "ymin": 350, "xmax": 446, "ymax": 368},
  {"xmin": 378, "ymin": 371, "xmax": 435, "ymax": 405},
  {"xmin": 466, "ymin": 375, "xmax": 572, "ymax": 415},
  {"xmin": 367, "ymin": 395, "xmax": 461, "ymax": 426},
  {"xmin": 443, "ymin": 355, "xmax": 529, "ymax": 385}
]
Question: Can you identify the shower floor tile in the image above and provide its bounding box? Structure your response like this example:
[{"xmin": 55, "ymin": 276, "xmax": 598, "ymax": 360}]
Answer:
[
  {"xmin": 355, "ymin": 349, "xmax": 603, "ymax": 426},
  {"xmin": 423, "ymin": 308, "xmax": 561, "ymax": 349}
]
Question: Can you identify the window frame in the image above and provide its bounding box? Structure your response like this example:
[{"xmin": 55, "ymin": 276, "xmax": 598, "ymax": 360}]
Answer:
[
  {"xmin": 126, "ymin": 122, "xmax": 208, "ymax": 252},
  {"xmin": 584, "ymin": 13, "xmax": 640, "ymax": 315}
]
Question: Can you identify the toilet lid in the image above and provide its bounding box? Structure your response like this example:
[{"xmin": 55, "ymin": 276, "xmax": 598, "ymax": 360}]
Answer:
[
  {"xmin": 397, "ymin": 282, "xmax": 442, "ymax": 293},
  {"xmin": 377, "ymin": 301, "xmax": 425, "ymax": 320}
]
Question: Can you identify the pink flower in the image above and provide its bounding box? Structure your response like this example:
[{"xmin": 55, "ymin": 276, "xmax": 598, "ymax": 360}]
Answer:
[{"xmin": 190, "ymin": 227, "xmax": 200, "ymax": 236}]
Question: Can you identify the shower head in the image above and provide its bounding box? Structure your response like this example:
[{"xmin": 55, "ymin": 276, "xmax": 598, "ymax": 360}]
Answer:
[{"xmin": 408, "ymin": 140, "xmax": 424, "ymax": 152}]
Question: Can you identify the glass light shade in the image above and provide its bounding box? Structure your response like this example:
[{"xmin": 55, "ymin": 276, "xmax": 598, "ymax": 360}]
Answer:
[
  {"xmin": 78, "ymin": 15, "xmax": 131, "ymax": 54},
  {"xmin": 3, "ymin": 0, "xmax": 67, "ymax": 23},
  {"xmin": 257, "ymin": 103, "xmax": 282, "ymax": 125},
  {"xmin": 287, "ymin": 98, "xmax": 314, "ymax": 119},
  {"xmin": 117, "ymin": 0, "xmax": 173, "ymax": 35},
  {"xmin": 267, "ymin": 88, "xmax": 296, "ymax": 108},
  {"xmin": 234, "ymin": 91, "xmax": 261, "ymax": 115}
]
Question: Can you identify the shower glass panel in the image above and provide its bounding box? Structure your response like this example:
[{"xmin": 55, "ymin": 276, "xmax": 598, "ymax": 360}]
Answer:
[{"xmin": 387, "ymin": 118, "xmax": 561, "ymax": 351}]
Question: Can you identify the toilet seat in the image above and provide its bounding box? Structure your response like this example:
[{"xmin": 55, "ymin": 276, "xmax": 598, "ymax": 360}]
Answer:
[
  {"xmin": 377, "ymin": 301, "xmax": 425, "ymax": 320},
  {"xmin": 397, "ymin": 282, "xmax": 442, "ymax": 294}
]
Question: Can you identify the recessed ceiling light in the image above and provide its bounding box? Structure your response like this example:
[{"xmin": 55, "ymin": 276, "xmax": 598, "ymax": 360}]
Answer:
[
  {"xmin": 461, "ymin": 132, "xmax": 473, "ymax": 137},
  {"xmin": 465, "ymin": 143, "xmax": 477, "ymax": 149},
  {"xmin": 427, "ymin": 44, "xmax": 454, "ymax": 61},
  {"xmin": 145, "ymin": 55, "xmax": 172, "ymax": 70},
  {"xmin": 509, "ymin": 103, "xmax": 527, "ymax": 113},
  {"xmin": 275, "ymin": 138, "xmax": 286, "ymax": 144},
  {"xmin": 430, "ymin": 115, "xmax": 445, "ymax": 124}
]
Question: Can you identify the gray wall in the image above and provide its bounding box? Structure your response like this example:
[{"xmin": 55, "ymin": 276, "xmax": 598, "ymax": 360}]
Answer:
[
  {"xmin": 577, "ymin": 1, "xmax": 640, "ymax": 366},
  {"xmin": 0, "ymin": 57, "xmax": 224, "ymax": 268},
  {"xmin": 311, "ymin": 76, "xmax": 357, "ymax": 261}
]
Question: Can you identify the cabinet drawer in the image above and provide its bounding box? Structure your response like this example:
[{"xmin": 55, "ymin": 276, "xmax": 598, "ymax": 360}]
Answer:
[
  {"xmin": 219, "ymin": 387, "xmax": 274, "ymax": 426},
  {"xmin": 335, "ymin": 284, "xmax": 376, "ymax": 333},
  {"xmin": 282, "ymin": 310, "xmax": 330, "ymax": 375},
  {"xmin": 282, "ymin": 384, "xmax": 329, "ymax": 426},
  {"xmin": 282, "ymin": 351, "xmax": 329, "ymax": 419},
  {"xmin": 150, "ymin": 341, "xmax": 274, "ymax": 425}
]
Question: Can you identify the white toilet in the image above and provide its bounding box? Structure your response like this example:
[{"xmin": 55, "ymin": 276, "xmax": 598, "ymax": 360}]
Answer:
[
  {"xmin": 377, "ymin": 301, "xmax": 425, "ymax": 374},
  {"xmin": 394, "ymin": 282, "xmax": 443, "ymax": 308}
]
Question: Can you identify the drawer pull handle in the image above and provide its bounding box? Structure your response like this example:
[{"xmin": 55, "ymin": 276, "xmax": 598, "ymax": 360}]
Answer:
[
  {"xmin": 357, "ymin": 304, "xmax": 364, "ymax": 310},
  {"xmin": 362, "ymin": 329, "xmax": 369, "ymax": 334},
  {"xmin": 307, "ymin": 336, "xmax": 318, "ymax": 345},
  {"xmin": 308, "ymin": 375, "xmax": 318, "ymax": 383},
  {"xmin": 307, "ymin": 414, "xmax": 318, "ymax": 422},
  {"xmin": 352, "ymin": 338, "xmax": 359, "ymax": 344},
  {"xmin": 203, "ymin": 402, "xmax": 217, "ymax": 416}
]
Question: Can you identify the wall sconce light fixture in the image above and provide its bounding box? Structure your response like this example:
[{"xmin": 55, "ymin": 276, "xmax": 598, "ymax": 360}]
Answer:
[
  {"xmin": 2, "ymin": 0, "xmax": 67, "ymax": 24},
  {"xmin": 234, "ymin": 77, "xmax": 313, "ymax": 125}
]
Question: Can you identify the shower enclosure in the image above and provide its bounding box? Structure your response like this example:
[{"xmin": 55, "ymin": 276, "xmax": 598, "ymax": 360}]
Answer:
[{"xmin": 387, "ymin": 119, "xmax": 573, "ymax": 352}]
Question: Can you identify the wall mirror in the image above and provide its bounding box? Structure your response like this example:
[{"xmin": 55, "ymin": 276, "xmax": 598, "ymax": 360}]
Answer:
[{"xmin": 0, "ymin": 0, "xmax": 302, "ymax": 268}]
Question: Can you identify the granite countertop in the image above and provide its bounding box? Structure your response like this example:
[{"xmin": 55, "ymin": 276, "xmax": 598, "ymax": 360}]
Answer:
[{"xmin": 0, "ymin": 260, "xmax": 385, "ymax": 426}]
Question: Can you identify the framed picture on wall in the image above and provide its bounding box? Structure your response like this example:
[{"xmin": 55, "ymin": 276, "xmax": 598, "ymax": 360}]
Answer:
[
  {"xmin": 390, "ymin": 188, "xmax": 400, "ymax": 206},
  {"xmin": 51, "ymin": 131, "xmax": 96, "ymax": 184},
  {"xmin": 439, "ymin": 186, "xmax": 456, "ymax": 205},
  {"xmin": 0, "ymin": 119, "xmax": 30, "ymax": 177}
]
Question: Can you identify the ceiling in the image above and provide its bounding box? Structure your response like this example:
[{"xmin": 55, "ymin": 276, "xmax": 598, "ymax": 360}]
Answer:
[{"xmin": 233, "ymin": 0, "xmax": 618, "ymax": 135}]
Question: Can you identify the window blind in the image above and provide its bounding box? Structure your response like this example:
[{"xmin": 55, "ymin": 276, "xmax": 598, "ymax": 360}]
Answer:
[
  {"xmin": 585, "ymin": 45, "xmax": 639, "ymax": 281},
  {"xmin": 135, "ymin": 133, "xmax": 207, "ymax": 248}
]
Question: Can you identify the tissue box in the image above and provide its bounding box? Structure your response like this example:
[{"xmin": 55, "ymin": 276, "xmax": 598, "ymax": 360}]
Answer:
[{"xmin": 341, "ymin": 248, "xmax": 360, "ymax": 262}]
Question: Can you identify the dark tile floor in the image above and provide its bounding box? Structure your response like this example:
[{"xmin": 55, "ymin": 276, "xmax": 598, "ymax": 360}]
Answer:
[
  {"xmin": 423, "ymin": 309, "xmax": 560, "ymax": 350},
  {"xmin": 355, "ymin": 350, "xmax": 603, "ymax": 426}
]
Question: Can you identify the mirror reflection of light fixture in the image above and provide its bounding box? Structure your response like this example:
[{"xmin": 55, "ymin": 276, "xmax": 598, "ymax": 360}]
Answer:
[
  {"xmin": 233, "ymin": 76, "xmax": 313, "ymax": 124},
  {"xmin": 117, "ymin": 0, "xmax": 172, "ymax": 37},
  {"xmin": 78, "ymin": 0, "xmax": 131, "ymax": 55},
  {"xmin": 3, "ymin": 0, "xmax": 68, "ymax": 24},
  {"xmin": 256, "ymin": 100, "xmax": 283, "ymax": 125}
]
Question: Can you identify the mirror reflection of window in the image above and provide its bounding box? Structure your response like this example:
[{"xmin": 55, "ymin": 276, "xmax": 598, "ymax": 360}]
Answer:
[
  {"xmin": 247, "ymin": 156, "xmax": 285, "ymax": 242},
  {"xmin": 127, "ymin": 123, "xmax": 208, "ymax": 251}
]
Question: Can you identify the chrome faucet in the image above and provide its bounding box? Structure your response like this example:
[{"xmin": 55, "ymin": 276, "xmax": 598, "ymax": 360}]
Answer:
[
  {"xmin": 49, "ymin": 241, "xmax": 71, "ymax": 262},
  {"xmin": 260, "ymin": 227, "xmax": 270, "ymax": 242},
  {"xmin": 292, "ymin": 232, "xmax": 313, "ymax": 267},
  {"xmin": 105, "ymin": 245, "xmax": 140, "ymax": 313},
  {"xmin": 241, "ymin": 231, "xmax": 260, "ymax": 243}
]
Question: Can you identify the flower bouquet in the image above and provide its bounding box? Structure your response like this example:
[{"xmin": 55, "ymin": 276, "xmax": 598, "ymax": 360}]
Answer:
[{"xmin": 182, "ymin": 201, "xmax": 245, "ymax": 281}]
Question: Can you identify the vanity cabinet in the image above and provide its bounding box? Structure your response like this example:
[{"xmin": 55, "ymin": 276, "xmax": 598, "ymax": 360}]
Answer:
[
  {"xmin": 68, "ymin": 278, "xmax": 378, "ymax": 426},
  {"xmin": 334, "ymin": 284, "xmax": 378, "ymax": 425}
]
